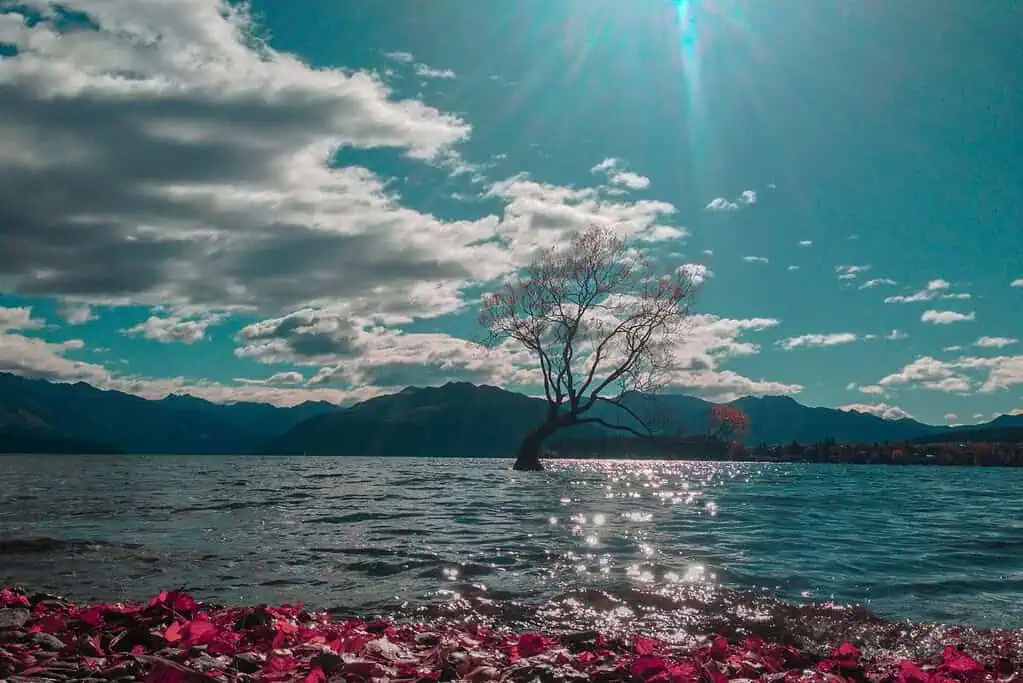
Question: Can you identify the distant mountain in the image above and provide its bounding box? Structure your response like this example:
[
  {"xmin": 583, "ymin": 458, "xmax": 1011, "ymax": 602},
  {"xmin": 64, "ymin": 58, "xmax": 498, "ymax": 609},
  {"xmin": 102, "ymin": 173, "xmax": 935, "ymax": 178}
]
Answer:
[
  {"xmin": 3, "ymin": 372, "xmax": 1019, "ymax": 457},
  {"xmin": 0, "ymin": 430, "xmax": 123, "ymax": 455},
  {"xmin": 260, "ymin": 383, "xmax": 555, "ymax": 457},
  {"xmin": 0, "ymin": 373, "xmax": 337, "ymax": 454},
  {"xmin": 912, "ymin": 414, "xmax": 1023, "ymax": 445},
  {"xmin": 263, "ymin": 383, "xmax": 970, "ymax": 457}
]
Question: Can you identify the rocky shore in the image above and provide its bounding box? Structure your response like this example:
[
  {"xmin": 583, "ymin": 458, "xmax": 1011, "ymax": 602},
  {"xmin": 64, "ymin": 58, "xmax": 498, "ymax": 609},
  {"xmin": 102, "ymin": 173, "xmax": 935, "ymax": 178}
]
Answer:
[{"xmin": 1, "ymin": 586, "xmax": 1018, "ymax": 682}]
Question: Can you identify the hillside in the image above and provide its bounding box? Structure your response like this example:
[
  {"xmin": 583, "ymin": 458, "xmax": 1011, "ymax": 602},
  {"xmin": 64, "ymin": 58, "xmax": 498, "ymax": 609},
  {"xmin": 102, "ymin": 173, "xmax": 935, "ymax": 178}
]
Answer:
[
  {"xmin": 3, "ymin": 372, "xmax": 1019, "ymax": 457},
  {"xmin": 0, "ymin": 373, "xmax": 336, "ymax": 454},
  {"xmin": 263, "ymin": 383, "xmax": 960, "ymax": 456}
]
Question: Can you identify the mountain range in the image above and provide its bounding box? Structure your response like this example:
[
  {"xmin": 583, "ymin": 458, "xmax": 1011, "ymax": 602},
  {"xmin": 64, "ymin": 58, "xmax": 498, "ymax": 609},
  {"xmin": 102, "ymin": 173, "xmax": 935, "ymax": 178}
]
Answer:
[{"xmin": 1, "ymin": 372, "xmax": 1021, "ymax": 456}]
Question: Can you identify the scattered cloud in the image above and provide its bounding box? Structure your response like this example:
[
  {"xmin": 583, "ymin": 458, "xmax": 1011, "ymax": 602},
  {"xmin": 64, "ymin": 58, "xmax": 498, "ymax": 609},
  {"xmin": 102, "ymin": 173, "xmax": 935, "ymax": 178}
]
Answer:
[
  {"xmin": 847, "ymin": 383, "xmax": 887, "ymax": 396},
  {"xmin": 677, "ymin": 263, "xmax": 712, "ymax": 286},
  {"xmin": 798, "ymin": 240, "xmax": 813, "ymax": 247},
  {"xmin": 1011, "ymin": 279, "xmax": 1023, "ymax": 288},
  {"xmin": 414, "ymin": 63, "xmax": 457, "ymax": 80},
  {"xmin": 0, "ymin": 306, "xmax": 45, "ymax": 332},
  {"xmin": 778, "ymin": 333, "xmax": 858, "ymax": 350},
  {"xmin": 57, "ymin": 304, "xmax": 97, "ymax": 325},
  {"xmin": 589, "ymin": 158, "xmax": 650, "ymax": 190},
  {"xmin": 887, "ymin": 329, "xmax": 909, "ymax": 341},
  {"xmin": 955, "ymin": 355, "xmax": 1023, "ymax": 393},
  {"xmin": 836, "ymin": 264, "xmax": 871, "ymax": 281},
  {"xmin": 704, "ymin": 189, "xmax": 757, "ymax": 212},
  {"xmin": 884, "ymin": 279, "xmax": 969, "ymax": 304},
  {"xmin": 383, "ymin": 51, "xmax": 415, "ymax": 63},
  {"xmin": 837, "ymin": 403, "xmax": 915, "ymax": 421},
  {"xmin": 742, "ymin": 256, "xmax": 769, "ymax": 264},
  {"xmin": 705, "ymin": 197, "xmax": 739, "ymax": 212},
  {"xmin": 944, "ymin": 412, "xmax": 958, "ymax": 424},
  {"xmin": 860, "ymin": 278, "xmax": 897, "ymax": 290},
  {"xmin": 236, "ymin": 371, "xmax": 305, "ymax": 386},
  {"xmin": 487, "ymin": 175, "xmax": 680, "ymax": 259},
  {"xmin": 123, "ymin": 314, "xmax": 223, "ymax": 344},
  {"xmin": 974, "ymin": 336, "xmax": 1018, "ymax": 349},
  {"xmin": 787, "ymin": 265, "xmax": 799, "ymax": 271},
  {"xmin": 921, "ymin": 310, "xmax": 975, "ymax": 325},
  {"xmin": 878, "ymin": 356, "xmax": 973, "ymax": 393}
]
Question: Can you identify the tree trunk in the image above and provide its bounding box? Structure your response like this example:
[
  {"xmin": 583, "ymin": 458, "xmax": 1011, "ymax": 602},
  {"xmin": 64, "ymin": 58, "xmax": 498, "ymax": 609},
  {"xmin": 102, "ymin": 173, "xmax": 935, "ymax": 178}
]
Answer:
[{"xmin": 513, "ymin": 426, "xmax": 552, "ymax": 471}]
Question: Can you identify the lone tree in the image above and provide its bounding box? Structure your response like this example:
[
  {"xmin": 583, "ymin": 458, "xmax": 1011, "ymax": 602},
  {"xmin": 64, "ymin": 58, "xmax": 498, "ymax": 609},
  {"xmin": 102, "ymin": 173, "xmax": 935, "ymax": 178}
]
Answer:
[{"xmin": 478, "ymin": 225, "xmax": 699, "ymax": 471}]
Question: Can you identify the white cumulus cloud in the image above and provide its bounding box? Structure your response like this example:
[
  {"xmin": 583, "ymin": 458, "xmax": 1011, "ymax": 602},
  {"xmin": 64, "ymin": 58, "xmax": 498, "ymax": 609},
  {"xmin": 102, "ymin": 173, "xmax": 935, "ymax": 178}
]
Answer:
[{"xmin": 921, "ymin": 310, "xmax": 975, "ymax": 324}]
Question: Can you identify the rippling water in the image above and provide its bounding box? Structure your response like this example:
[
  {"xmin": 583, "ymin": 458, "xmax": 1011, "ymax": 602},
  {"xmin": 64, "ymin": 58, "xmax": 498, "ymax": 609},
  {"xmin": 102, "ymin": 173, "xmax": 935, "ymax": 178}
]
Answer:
[{"xmin": 2, "ymin": 456, "xmax": 1022, "ymax": 650}]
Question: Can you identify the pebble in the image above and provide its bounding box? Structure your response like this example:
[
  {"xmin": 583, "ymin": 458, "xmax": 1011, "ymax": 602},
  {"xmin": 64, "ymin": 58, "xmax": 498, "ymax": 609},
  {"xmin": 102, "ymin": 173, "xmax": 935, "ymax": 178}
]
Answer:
[
  {"xmin": 0, "ymin": 611, "xmax": 29, "ymax": 630},
  {"xmin": 29, "ymin": 633, "xmax": 66, "ymax": 651}
]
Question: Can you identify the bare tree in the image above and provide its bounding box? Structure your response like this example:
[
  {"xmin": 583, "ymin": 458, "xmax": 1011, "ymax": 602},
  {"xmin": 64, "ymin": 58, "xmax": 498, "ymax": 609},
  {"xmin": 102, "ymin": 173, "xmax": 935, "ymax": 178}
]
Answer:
[{"xmin": 477, "ymin": 225, "xmax": 698, "ymax": 471}]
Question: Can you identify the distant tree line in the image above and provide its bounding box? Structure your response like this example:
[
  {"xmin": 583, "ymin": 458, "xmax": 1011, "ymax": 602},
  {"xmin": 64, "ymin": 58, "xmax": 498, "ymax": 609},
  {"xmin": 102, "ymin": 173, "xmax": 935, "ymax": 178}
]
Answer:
[{"xmin": 550, "ymin": 434, "xmax": 1023, "ymax": 467}]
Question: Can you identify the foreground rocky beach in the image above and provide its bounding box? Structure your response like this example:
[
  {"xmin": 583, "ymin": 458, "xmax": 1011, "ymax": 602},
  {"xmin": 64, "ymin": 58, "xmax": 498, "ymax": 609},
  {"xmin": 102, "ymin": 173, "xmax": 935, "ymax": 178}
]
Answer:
[{"xmin": 1, "ymin": 586, "xmax": 1021, "ymax": 683}]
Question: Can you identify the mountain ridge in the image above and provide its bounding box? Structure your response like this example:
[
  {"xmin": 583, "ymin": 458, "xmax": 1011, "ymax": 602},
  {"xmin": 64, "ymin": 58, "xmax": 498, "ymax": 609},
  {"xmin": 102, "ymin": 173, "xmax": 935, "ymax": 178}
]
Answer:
[{"xmin": 1, "ymin": 372, "xmax": 1018, "ymax": 456}]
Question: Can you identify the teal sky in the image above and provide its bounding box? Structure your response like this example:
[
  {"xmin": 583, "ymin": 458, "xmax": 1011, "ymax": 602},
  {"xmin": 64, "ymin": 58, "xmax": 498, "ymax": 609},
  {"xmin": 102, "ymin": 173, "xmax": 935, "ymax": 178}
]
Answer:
[{"xmin": 0, "ymin": 0, "xmax": 1021, "ymax": 425}]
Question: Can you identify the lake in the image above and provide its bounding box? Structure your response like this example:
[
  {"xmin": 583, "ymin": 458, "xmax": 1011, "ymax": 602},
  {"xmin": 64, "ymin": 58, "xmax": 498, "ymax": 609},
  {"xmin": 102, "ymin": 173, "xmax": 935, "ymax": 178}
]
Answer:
[{"xmin": 2, "ymin": 456, "xmax": 1022, "ymax": 650}]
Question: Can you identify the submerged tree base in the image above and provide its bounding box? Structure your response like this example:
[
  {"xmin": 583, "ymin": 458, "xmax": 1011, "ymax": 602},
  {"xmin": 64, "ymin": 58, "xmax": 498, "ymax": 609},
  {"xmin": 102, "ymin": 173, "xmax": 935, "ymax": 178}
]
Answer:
[
  {"xmin": 511, "ymin": 456, "xmax": 544, "ymax": 472},
  {"xmin": 0, "ymin": 586, "xmax": 1015, "ymax": 683}
]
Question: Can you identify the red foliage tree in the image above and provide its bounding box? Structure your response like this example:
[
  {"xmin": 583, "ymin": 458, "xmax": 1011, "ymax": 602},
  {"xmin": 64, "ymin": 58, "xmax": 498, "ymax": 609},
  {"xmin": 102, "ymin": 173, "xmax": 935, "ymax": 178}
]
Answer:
[{"xmin": 707, "ymin": 404, "xmax": 749, "ymax": 441}]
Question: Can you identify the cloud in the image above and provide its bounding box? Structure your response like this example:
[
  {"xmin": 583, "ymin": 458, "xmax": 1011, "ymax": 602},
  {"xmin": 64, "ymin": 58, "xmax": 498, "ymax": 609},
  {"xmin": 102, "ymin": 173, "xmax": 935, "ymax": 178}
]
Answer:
[
  {"xmin": 704, "ymin": 189, "xmax": 757, "ymax": 212},
  {"xmin": 589, "ymin": 158, "xmax": 650, "ymax": 191},
  {"xmin": 884, "ymin": 279, "xmax": 969, "ymax": 304},
  {"xmin": 383, "ymin": 51, "xmax": 415, "ymax": 63},
  {"xmin": 887, "ymin": 329, "xmax": 909, "ymax": 341},
  {"xmin": 846, "ymin": 383, "xmax": 887, "ymax": 396},
  {"xmin": 705, "ymin": 197, "xmax": 739, "ymax": 212},
  {"xmin": 487, "ymin": 175, "xmax": 680, "ymax": 258},
  {"xmin": 58, "ymin": 304, "xmax": 97, "ymax": 325},
  {"xmin": 860, "ymin": 278, "xmax": 897, "ymax": 290},
  {"xmin": 955, "ymin": 355, "xmax": 1023, "ymax": 393},
  {"xmin": 122, "ymin": 313, "xmax": 222, "ymax": 344},
  {"xmin": 944, "ymin": 412, "xmax": 958, "ymax": 424},
  {"xmin": 677, "ymin": 263, "xmax": 712, "ymax": 286},
  {"xmin": 787, "ymin": 265, "xmax": 799, "ymax": 271},
  {"xmin": 921, "ymin": 310, "xmax": 975, "ymax": 324},
  {"xmin": 1013, "ymin": 279, "xmax": 1023, "ymax": 288},
  {"xmin": 656, "ymin": 315, "xmax": 802, "ymax": 401},
  {"xmin": 234, "ymin": 308, "xmax": 796, "ymax": 403},
  {"xmin": 413, "ymin": 63, "xmax": 456, "ymax": 79},
  {"xmin": 836, "ymin": 264, "xmax": 870, "ymax": 281},
  {"xmin": 0, "ymin": 0, "xmax": 535, "ymax": 322},
  {"xmin": 0, "ymin": 321, "xmax": 367, "ymax": 405},
  {"xmin": 778, "ymin": 333, "xmax": 858, "ymax": 350},
  {"xmin": 236, "ymin": 371, "xmax": 305, "ymax": 386},
  {"xmin": 798, "ymin": 240, "xmax": 812, "ymax": 247},
  {"xmin": 878, "ymin": 356, "xmax": 972, "ymax": 393},
  {"xmin": 0, "ymin": 306, "xmax": 45, "ymax": 332},
  {"xmin": 837, "ymin": 403, "xmax": 915, "ymax": 421},
  {"xmin": 742, "ymin": 256, "xmax": 769, "ymax": 264},
  {"xmin": 974, "ymin": 336, "xmax": 1018, "ymax": 349}
]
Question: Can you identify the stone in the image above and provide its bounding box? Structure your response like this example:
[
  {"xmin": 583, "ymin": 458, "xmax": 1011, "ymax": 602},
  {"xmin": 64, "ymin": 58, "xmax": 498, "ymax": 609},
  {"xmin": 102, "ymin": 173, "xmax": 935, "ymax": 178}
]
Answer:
[
  {"xmin": 0, "ymin": 611, "xmax": 29, "ymax": 630},
  {"xmin": 30, "ymin": 633, "xmax": 66, "ymax": 651},
  {"xmin": 233, "ymin": 652, "xmax": 265, "ymax": 674}
]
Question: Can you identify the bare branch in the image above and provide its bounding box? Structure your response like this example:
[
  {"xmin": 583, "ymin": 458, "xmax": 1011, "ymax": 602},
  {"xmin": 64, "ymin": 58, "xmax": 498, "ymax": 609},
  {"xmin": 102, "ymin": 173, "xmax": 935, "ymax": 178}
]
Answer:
[
  {"xmin": 476, "ymin": 224, "xmax": 701, "ymax": 468},
  {"xmin": 573, "ymin": 417, "xmax": 649, "ymax": 438}
]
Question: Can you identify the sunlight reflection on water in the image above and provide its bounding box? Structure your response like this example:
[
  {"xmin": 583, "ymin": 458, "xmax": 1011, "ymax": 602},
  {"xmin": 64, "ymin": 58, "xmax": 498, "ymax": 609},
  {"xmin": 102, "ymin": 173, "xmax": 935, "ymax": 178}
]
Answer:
[{"xmin": 2, "ymin": 455, "xmax": 1023, "ymax": 641}]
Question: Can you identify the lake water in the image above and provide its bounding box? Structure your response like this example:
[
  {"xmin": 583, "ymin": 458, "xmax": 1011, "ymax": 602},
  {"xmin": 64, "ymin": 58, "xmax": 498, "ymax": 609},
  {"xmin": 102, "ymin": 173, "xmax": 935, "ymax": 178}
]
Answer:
[{"xmin": 2, "ymin": 456, "xmax": 1022, "ymax": 651}]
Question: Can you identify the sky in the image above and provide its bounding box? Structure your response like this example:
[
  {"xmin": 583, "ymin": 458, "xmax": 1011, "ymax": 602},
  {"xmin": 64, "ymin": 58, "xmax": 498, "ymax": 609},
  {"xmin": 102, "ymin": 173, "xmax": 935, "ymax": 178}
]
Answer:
[{"xmin": 0, "ymin": 0, "xmax": 1021, "ymax": 426}]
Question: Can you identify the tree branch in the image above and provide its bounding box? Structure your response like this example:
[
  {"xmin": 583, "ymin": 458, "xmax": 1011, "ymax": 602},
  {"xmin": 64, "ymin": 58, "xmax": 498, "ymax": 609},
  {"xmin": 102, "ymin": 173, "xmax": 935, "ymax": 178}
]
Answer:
[{"xmin": 573, "ymin": 417, "xmax": 649, "ymax": 438}]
